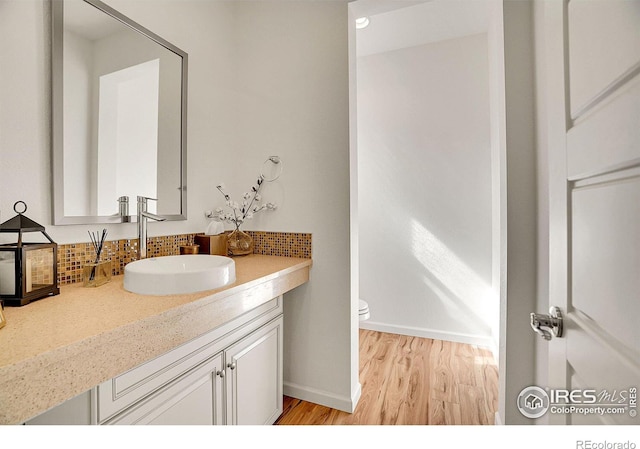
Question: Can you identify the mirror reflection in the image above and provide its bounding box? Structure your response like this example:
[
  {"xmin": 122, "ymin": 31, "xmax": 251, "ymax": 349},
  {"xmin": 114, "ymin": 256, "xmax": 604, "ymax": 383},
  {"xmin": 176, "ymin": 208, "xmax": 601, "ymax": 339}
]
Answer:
[{"xmin": 52, "ymin": 0, "xmax": 188, "ymax": 224}]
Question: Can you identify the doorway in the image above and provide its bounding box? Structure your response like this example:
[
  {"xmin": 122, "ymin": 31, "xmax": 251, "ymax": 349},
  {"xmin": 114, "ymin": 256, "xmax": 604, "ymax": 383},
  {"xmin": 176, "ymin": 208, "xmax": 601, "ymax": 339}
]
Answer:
[
  {"xmin": 348, "ymin": 0, "xmax": 539, "ymax": 425},
  {"xmin": 350, "ymin": 0, "xmax": 499, "ymax": 379}
]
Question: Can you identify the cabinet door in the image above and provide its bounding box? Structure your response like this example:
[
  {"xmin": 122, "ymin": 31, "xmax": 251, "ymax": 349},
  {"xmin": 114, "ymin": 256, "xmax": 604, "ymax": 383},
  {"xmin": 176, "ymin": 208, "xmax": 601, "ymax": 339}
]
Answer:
[
  {"xmin": 108, "ymin": 353, "xmax": 224, "ymax": 425},
  {"xmin": 225, "ymin": 316, "xmax": 283, "ymax": 425}
]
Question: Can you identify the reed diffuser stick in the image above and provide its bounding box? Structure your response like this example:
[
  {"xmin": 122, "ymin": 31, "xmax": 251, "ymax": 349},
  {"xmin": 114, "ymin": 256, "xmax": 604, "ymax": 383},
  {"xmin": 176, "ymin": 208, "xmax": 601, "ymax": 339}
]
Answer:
[{"xmin": 88, "ymin": 229, "xmax": 108, "ymax": 281}]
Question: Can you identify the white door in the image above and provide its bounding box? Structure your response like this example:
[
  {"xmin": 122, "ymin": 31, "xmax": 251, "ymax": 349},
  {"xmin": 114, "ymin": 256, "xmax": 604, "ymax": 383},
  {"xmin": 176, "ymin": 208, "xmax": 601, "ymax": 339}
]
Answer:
[{"xmin": 545, "ymin": 0, "xmax": 640, "ymax": 425}]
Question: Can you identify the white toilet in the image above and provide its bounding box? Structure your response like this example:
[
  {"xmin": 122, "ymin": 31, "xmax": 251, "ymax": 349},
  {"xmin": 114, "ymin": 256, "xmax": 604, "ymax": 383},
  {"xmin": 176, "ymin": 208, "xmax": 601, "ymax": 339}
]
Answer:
[{"xmin": 359, "ymin": 299, "xmax": 370, "ymax": 321}]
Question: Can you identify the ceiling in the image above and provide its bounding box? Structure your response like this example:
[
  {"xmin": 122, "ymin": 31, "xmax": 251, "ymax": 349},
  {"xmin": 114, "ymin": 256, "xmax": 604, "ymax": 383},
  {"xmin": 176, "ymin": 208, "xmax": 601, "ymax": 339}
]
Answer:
[
  {"xmin": 351, "ymin": 0, "xmax": 492, "ymax": 57},
  {"xmin": 64, "ymin": 0, "xmax": 490, "ymax": 57},
  {"xmin": 349, "ymin": 0, "xmax": 430, "ymax": 18}
]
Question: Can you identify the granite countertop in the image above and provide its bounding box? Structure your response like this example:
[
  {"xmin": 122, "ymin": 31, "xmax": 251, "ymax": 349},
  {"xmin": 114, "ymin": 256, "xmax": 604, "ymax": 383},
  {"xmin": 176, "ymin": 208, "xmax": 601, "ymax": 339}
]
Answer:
[{"xmin": 0, "ymin": 254, "xmax": 312, "ymax": 424}]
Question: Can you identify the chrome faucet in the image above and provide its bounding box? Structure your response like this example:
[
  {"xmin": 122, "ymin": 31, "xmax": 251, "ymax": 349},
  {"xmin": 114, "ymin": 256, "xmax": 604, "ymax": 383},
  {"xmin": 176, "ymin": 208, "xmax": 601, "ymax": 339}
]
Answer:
[
  {"xmin": 137, "ymin": 196, "xmax": 166, "ymax": 259},
  {"xmin": 118, "ymin": 196, "xmax": 130, "ymax": 223}
]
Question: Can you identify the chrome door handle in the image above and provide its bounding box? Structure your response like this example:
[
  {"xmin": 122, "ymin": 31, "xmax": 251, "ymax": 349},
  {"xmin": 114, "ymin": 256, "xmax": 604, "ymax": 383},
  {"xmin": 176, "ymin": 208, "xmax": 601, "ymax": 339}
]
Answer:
[
  {"xmin": 216, "ymin": 370, "xmax": 225, "ymax": 378},
  {"xmin": 530, "ymin": 306, "xmax": 563, "ymax": 340},
  {"xmin": 227, "ymin": 362, "xmax": 236, "ymax": 370}
]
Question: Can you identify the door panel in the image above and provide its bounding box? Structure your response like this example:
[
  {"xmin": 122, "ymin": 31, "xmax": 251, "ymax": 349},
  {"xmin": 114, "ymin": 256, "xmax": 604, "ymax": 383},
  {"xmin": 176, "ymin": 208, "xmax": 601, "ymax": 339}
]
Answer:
[
  {"xmin": 568, "ymin": 371, "xmax": 608, "ymax": 425},
  {"xmin": 568, "ymin": 0, "xmax": 640, "ymax": 116},
  {"xmin": 147, "ymin": 378, "xmax": 215, "ymax": 425},
  {"xmin": 567, "ymin": 312, "xmax": 638, "ymax": 396},
  {"xmin": 572, "ymin": 175, "xmax": 640, "ymax": 348},
  {"xmin": 547, "ymin": 0, "xmax": 640, "ymax": 425},
  {"xmin": 567, "ymin": 77, "xmax": 640, "ymax": 178}
]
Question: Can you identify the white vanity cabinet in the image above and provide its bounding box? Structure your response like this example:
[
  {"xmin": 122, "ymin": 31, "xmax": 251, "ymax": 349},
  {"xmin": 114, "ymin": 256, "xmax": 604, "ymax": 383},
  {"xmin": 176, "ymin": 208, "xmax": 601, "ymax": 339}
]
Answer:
[
  {"xmin": 108, "ymin": 316, "xmax": 283, "ymax": 425},
  {"xmin": 28, "ymin": 296, "xmax": 284, "ymax": 426}
]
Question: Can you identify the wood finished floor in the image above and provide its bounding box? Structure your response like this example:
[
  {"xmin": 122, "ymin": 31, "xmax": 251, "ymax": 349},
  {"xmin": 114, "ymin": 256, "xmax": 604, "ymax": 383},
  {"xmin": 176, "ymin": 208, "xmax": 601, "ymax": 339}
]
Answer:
[{"xmin": 274, "ymin": 329, "xmax": 498, "ymax": 425}]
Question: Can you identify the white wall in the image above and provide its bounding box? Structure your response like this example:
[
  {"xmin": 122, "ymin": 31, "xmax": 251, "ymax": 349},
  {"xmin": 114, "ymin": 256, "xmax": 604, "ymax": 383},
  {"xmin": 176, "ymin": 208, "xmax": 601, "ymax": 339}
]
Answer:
[
  {"xmin": 0, "ymin": 0, "xmax": 356, "ymax": 412},
  {"xmin": 0, "ymin": 1, "xmax": 53, "ymax": 237},
  {"xmin": 357, "ymin": 33, "xmax": 495, "ymax": 347},
  {"xmin": 225, "ymin": 1, "xmax": 356, "ymax": 410}
]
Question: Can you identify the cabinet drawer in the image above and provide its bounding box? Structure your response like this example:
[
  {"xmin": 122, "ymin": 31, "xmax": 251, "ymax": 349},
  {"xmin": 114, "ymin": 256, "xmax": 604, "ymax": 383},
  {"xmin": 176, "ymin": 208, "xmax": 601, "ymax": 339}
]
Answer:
[{"xmin": 97, "ymin": 295, "xmax": 283, "ymax": 422}]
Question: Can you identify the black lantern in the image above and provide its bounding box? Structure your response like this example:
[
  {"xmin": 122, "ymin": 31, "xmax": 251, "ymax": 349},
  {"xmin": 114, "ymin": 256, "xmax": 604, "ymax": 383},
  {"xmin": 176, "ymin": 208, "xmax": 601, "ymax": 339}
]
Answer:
[{"xmin": 0, "ymin": 201, "xmax": 60, "ymax": 306}]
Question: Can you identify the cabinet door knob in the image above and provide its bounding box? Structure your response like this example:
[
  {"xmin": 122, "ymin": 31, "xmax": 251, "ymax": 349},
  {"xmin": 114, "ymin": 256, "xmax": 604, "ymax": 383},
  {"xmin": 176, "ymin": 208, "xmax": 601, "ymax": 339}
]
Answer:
[
  {"xmin": 227, "ymin": 362, "xmax": 236, "ymax": 370},
  {"xmin": 216, "ymin": 370, "xmax": 225, "ymax": 378}
]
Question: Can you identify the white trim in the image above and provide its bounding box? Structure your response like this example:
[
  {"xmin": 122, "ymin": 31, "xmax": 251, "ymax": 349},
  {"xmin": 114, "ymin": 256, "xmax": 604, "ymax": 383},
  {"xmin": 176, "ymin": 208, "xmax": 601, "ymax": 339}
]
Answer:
[
  {"xmin": 489, "ymin": 335, "xmax": 499, "ymax": 364},
  {"xmin": 494, "ymin": 411, "xmax": 503, "ymax": 425},
  {"xmin": 283, "ymin": 381, "xmax": 361, "ymax": 413},
  {"xmin": 359, "ymin": 320, "xmax": 495, "ymax": 350},
  {"xmin": 350, "ymin": 382, "xmax": 362, "ymax": 413}
]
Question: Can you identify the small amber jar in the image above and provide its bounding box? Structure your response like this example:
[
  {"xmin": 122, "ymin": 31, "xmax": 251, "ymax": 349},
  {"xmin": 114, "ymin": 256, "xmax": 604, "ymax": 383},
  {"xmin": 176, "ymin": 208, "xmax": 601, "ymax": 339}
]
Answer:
[{"xmin": 179, "ymin": 245, "xmax": 200, "ymax": 255}]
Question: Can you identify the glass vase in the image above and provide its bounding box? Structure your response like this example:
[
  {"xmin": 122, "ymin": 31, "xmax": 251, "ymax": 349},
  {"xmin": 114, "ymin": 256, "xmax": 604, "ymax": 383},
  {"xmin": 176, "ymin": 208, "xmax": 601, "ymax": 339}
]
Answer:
[
  {"xmin": 227, "ymin": 229, "xmax": 254, "ymax": 256},
  {"xmin": 83, "ymin": 259, "xmax": 111, "ymax": 287}
]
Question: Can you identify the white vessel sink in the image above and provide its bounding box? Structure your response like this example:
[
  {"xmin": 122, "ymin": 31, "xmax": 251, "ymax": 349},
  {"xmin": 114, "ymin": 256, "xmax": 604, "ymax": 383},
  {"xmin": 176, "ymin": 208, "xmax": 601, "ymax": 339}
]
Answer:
[{"xmin": 124, "ymin": 255, "xmax": 236, "ymax": 296}]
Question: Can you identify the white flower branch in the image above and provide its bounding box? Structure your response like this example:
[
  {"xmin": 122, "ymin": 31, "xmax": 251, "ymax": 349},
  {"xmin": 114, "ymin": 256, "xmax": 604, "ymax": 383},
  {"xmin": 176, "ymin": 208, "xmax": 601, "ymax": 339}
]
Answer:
[{"xmin": 213, "ymin": 175, "xmax": 277, "ymax": 230}]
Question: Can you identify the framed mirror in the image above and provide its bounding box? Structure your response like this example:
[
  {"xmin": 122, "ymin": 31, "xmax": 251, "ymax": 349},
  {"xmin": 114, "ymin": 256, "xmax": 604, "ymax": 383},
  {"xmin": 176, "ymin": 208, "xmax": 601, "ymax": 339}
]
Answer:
[{"xmin": 52, "ymin": 0, "xmax": 188, "ymax": 225}]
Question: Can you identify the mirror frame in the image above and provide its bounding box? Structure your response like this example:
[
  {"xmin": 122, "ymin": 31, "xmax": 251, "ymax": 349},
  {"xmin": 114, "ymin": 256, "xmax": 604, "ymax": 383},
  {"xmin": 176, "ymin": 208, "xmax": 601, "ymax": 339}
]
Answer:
[{"xmin": 51, "ymin": 0, "xmax": 188, "ymax": 225}]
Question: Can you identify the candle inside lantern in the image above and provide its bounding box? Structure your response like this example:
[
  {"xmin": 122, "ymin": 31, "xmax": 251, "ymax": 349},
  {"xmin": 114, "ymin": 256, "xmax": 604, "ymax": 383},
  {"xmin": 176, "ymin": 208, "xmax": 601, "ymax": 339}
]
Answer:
[{"xmin": 0, "ymin": 257, "xmax": 15, "ymax": 295}]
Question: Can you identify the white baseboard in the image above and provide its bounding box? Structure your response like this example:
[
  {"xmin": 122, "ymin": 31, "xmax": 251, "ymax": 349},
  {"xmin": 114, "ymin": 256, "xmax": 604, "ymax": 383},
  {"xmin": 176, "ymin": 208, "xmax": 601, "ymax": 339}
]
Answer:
[
  {"xmin": 283, "ymin": 381, "xmax": 361, "ymax": 413},
  {"xmin": 495, "ymin": 411, "xmax": 503, "ymax": 425},
  {"xmin": 350, "ymin": 382, "xmax": 362, "ymax": 412},
  {"xmin": 359, "ymin": 320, "xmax": 494, "ymax": 349}
]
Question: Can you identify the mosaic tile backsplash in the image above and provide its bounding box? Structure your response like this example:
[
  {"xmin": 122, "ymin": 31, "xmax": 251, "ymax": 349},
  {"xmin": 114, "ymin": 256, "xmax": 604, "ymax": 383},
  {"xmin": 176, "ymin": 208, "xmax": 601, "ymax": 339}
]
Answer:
[
  {"xmin": 57, "ymin": 231, "xmax": 312, "ymax": 286},
  {"xmin": 248, "ymin": 231, "xmax": 312, "ymax": 259}
]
